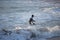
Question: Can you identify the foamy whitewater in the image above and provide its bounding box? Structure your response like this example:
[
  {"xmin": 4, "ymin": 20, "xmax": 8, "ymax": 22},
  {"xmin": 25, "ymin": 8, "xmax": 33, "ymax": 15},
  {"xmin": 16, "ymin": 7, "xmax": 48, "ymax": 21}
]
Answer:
[{"xmin": 0, "ymin": 0, "xmax": 60, "ymax": 40}]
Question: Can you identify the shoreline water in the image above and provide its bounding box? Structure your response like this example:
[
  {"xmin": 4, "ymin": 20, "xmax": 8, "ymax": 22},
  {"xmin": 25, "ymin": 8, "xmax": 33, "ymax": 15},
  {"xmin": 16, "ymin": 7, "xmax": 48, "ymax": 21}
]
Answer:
[{"xmin": 47, "ymin": 36, "xmax": 60, "ymax": 40}]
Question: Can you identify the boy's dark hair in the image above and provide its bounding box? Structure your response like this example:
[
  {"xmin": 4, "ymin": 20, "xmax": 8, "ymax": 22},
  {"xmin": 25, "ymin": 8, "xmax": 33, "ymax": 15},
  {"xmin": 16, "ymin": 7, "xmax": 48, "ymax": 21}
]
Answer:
[{"xmin": 32, "ymin": 15, "xmax": 34, "ymax": 17}]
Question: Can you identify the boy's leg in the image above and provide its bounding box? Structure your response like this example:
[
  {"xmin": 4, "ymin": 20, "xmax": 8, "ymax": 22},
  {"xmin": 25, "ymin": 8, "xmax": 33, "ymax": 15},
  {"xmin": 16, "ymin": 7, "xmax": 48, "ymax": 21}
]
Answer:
[
  {"xmin": 29, "ymin": 21, "xmax": 31, "ymax": 25},
  {"xmin": 32, "ymin": 22, "xmax": 35, "ymax": 25},
  {"xmin": 33, "ymin": 23, "xmax": 35, "ymax": 25}
]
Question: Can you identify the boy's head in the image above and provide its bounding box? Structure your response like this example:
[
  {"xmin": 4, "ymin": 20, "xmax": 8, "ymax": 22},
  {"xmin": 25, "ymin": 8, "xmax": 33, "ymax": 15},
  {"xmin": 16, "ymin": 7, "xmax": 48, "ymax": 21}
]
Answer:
[{"xmin": 32, "ymin": 15, "xmax": 34, "ymax": 17}]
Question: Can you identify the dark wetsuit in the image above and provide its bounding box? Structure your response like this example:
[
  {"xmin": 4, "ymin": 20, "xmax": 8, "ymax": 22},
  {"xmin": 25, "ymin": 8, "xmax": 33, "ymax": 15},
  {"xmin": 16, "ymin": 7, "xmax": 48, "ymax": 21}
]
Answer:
[{"xmin": 29, "ymin": 17, "xmax": 35, "ymax": 25}]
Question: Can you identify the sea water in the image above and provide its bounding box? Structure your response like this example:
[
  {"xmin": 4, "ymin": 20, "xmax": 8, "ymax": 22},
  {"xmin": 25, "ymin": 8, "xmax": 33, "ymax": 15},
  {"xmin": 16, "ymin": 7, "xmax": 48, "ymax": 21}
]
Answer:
[{"xmin": 0, "ymin": 0, "xmax": 60, "ymax": 40}]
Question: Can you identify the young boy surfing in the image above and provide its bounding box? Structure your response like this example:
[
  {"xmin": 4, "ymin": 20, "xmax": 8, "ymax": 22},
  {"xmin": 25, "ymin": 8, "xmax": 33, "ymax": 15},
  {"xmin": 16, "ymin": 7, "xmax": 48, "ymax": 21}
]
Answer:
[{"xmin": 29, "ymin": 15, "xmax": 35, "ymax": 25}]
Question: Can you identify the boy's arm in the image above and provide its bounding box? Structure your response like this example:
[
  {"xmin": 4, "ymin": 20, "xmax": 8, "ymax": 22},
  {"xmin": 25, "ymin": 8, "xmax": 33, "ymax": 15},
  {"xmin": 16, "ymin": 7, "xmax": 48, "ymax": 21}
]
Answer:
[{"xmin": 33, "ymin": 20, "xmax": 35, "ymax": 22}]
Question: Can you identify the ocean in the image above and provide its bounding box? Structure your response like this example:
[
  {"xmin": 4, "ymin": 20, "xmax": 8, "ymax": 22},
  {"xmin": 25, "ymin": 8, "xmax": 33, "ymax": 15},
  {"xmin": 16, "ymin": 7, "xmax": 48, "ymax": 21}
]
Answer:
[{"xmin": 0, "ymin": 0, "xmax": 60, "ymax": 40}]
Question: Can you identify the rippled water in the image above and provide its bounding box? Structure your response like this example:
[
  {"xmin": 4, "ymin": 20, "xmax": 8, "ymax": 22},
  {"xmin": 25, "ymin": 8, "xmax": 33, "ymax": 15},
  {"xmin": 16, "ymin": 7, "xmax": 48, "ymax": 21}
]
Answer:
[{"xmin": 0, "ymin": 0, "xmax": 60, "ymax": 39}]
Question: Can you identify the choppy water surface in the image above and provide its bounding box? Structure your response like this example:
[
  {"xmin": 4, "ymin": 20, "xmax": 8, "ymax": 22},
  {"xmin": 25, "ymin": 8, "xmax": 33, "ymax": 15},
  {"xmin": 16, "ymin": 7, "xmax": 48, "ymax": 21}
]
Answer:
[{"xmin": 0, "ymin": 0, "xmax": 60, "ymax": 40}]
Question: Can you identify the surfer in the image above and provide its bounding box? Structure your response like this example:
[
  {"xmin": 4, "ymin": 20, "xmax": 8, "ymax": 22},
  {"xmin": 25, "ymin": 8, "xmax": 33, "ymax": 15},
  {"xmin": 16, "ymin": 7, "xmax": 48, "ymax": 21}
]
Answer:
[{"xmin": 29, "ymin": 15, "xmax": 35, "ymax": 25}]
